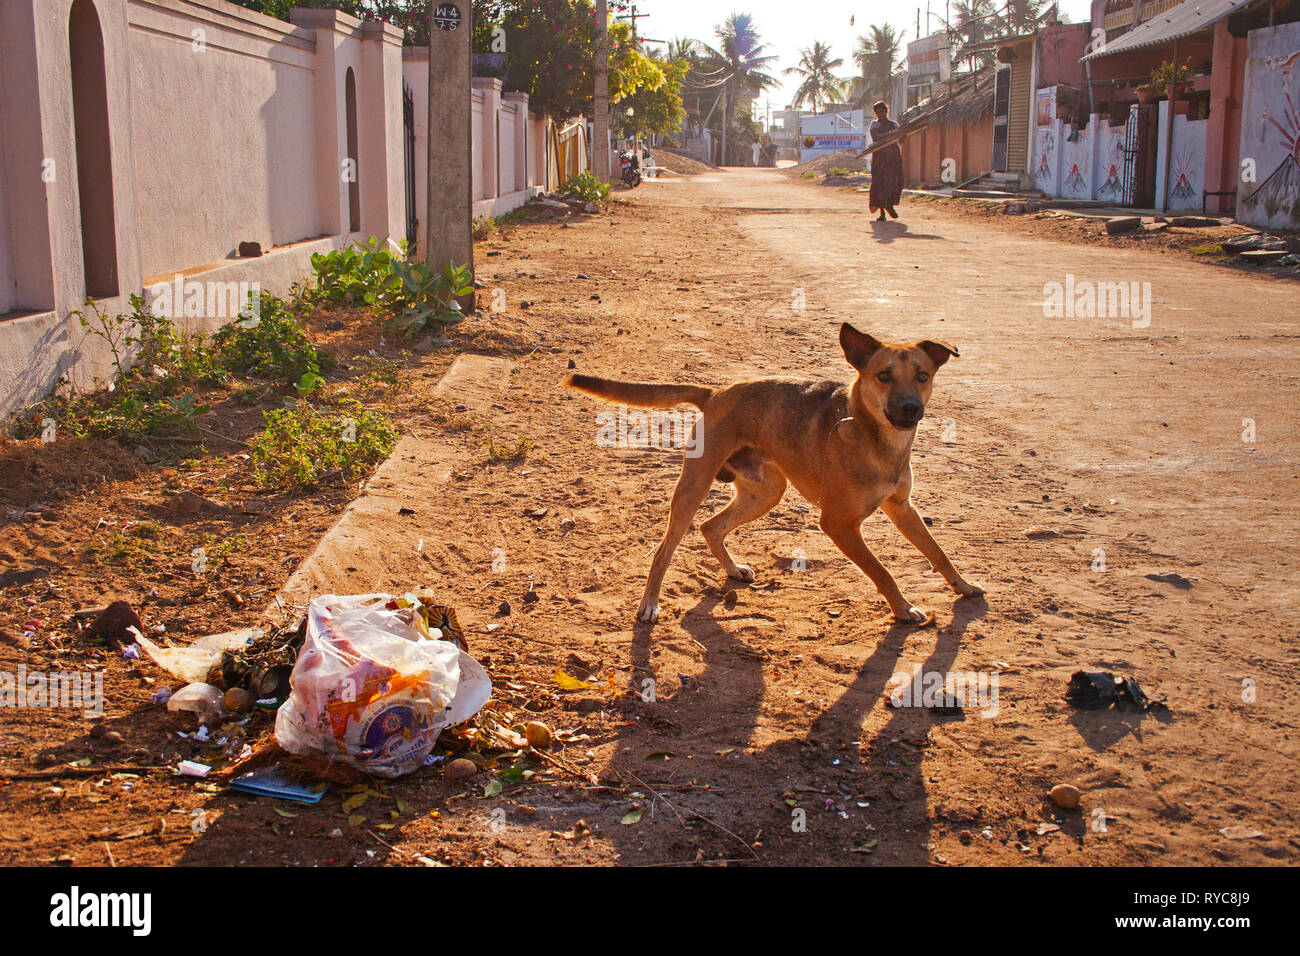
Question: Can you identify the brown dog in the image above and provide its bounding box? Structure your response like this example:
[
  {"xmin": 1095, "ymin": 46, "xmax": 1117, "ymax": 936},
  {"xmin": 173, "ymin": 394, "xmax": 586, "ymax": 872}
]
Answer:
[{"xmin": 563, "ymin": 323, "xmax": 984, "ymax": 625}]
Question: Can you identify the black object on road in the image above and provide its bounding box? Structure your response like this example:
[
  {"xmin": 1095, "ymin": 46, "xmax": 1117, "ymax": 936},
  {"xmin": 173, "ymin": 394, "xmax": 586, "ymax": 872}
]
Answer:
[{"xmin": 1066, "ymin": 670, "xmax": 1167, "ymax": 712}]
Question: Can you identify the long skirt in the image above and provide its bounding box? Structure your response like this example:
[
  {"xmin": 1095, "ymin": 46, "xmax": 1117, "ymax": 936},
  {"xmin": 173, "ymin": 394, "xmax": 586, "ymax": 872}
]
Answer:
[{"xmin": 869, "ymin": 144, "xmax": 904, "ymax": 213}]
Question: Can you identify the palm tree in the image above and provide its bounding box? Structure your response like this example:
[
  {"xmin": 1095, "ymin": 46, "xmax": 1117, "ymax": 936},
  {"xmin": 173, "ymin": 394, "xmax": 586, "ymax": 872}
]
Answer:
[
  {"xmin": 949, "ymin": 0, "xmax": 999, "ymax": 72},
  {"xmin": 853, "ymin": 24, "xmax": 903, "ymax": 108},
  {"xmin": 1002, "ymin": 0, "xmax": 1053, "ymax": 35},
  {"xmin": 785, "ymin": 41, "xmax": 846, "ymax": 113},
  {"xmin": 699, "ymin": 13, "xmax": 780, "ymax": 162},
  {"xmin": 667, "ymin": 36, "xmax": 698, "ymax": 64}
]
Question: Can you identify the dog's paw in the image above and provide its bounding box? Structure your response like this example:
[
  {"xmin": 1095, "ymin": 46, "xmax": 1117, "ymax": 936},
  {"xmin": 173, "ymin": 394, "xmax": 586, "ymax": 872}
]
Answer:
[
  {"xmin": 727, "ymin": 564, "xmax": 755, "ymax": 583},
  {"xmin": 895, "ymin": 606, "xmax": 936, "ymax": 627},
  {"xmin": 636, "ymin": 600, "xmax": 660, "ymax": 624},
  {"xmin": 951, "ymin": 578, "xmax": 985, "ymax": 598}
]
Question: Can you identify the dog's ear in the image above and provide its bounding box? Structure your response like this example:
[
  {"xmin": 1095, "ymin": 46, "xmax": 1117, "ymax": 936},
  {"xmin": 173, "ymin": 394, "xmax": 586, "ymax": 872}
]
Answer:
[
  {"xmin": 840, "ymin": 324, "xmax": 883, "ymax": 370},
  {"xmin": 917, "ymin": 340, "xmax": 959, "ymax": 368}
]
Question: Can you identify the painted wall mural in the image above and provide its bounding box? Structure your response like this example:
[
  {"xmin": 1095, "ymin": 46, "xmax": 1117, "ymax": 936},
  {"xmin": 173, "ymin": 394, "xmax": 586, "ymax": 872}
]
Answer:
[
  {"xmin": 1060, "ymin": 122, "xmax": 1093, "ymax": 200},
  {"xmin": 1095, "ymin": 119, "xmax": 1126, "ymax": 202},
  {"xmin": 1155, "ymin": 108, "xmax": 1207, "ymax": 212},
  {"xmin": 1238, "ymin": 22, "xmax": 1300, "ymax": 229},
  {"xmin": 1033, "ymin": 126, "xmax": 1056, "ymax": 189}
]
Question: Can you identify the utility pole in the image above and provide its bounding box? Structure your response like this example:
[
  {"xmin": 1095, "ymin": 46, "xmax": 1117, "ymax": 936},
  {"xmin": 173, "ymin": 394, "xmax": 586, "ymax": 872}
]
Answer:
[
  {"xmin": 593, "ymin": 0, "xmax": 611, "ymax": 181},
  {"xmin": 426, "ymin": 0, "xmax": 473, "ymax": 309}
]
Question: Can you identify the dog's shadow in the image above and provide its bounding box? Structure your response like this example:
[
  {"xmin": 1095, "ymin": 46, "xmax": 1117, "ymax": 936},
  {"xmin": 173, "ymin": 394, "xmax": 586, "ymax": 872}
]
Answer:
[{"xmin": 620, "ymin": 572, "xmax": 987, "ymax": 864}]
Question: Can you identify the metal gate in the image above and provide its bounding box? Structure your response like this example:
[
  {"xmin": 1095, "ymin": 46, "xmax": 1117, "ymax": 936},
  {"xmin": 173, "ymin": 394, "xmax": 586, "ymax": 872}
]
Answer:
[
  {"xmin": 991, "ymin": 68, "xmax": 1010, "ymax": 173},
  {"xmin": 402, "ymin": 82, "xmax": 417, "ymax": 253},
  {"xmin": 1122, "ymin": 104, "xmax": 1155, "ymax": 207}
]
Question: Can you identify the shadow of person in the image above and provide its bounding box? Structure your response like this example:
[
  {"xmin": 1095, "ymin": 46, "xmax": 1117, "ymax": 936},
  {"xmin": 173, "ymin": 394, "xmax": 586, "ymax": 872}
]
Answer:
[{"xmin": 869, "ymin": 219, "xmax": 944, "ymax": 242}]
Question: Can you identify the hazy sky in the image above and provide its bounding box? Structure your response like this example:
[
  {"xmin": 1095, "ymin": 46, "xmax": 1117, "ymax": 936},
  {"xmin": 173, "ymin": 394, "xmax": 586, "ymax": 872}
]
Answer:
[{"xmin": 628, "ymin": 0, "xmax": 1093, "ymax": 112}]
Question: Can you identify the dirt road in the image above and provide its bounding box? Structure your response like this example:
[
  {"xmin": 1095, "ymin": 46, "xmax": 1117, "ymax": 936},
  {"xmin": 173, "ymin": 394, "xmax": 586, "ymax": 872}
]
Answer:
[{"xmin": 7, "ymin": 167, "xmax": 1296, "ymax": 866}]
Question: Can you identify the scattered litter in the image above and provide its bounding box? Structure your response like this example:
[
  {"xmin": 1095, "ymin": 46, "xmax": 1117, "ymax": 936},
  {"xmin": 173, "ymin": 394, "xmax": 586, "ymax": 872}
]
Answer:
[
  {"xmin": 274, "ymin": 593, "xmax": 491, "ymax": 778},
  {"xmin": 1023, "ymin": 526, "xmax": 1060, "ymax": 538},
  {"xmin": 1065, "ymin": 670, "xmax": 1167, "ymax": 712},
  {"xmin": 149, "ymin": 688, "xmax": 172, "ymax": 705},
  {"xmin": 178, "ymin": 760, "xmax": 211, "ymax": 778},
  {"xmin": 166, "ymin": 683, "xmax": 226, "ymax": 723},
  {"xmin": 121, "ymin": 643, "xmax": 140, "ymax": 661},
  {"xmin": 1218, "ymin": 825, "xmax": 1263, "ymax": 840},
  {"xmin": 229, "ymin": 765, "xmax": 328, "ymax": 804},
  {"xmin": 553, "ymin": 668, "xmax": 591, "ymax": 691},
  {"xmin": 137, "ymin": 629, "xmax": 257, "ymax": 684}
]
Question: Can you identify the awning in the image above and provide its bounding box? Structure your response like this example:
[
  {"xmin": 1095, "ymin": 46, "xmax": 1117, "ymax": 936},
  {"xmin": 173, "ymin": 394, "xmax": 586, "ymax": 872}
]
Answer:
[{"xmin": 1081, "ymin": 0, "xmax": 1259, "ymax": 60}]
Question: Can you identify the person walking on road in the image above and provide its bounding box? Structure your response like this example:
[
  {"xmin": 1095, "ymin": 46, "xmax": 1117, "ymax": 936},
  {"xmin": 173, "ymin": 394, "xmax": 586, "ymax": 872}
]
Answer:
[{"xmin": 866, "ymin": 101, "xmax": 904, "ymax": 222}]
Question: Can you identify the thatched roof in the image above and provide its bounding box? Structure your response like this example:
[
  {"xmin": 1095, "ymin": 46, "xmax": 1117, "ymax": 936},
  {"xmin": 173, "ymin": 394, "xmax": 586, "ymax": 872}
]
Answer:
[{"xmin": 898, "ymin": 69, "xmax": 996, "ymax": 128}]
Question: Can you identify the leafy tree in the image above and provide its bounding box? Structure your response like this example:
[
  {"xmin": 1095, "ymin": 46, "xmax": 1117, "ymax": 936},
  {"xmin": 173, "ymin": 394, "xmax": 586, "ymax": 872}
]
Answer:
[
  {"xmin": 614, "ymin": 54, "xmax": 687, "ymax": 139},
  {"xmin": 469, "ymin": 2, "xmax": 662, "ymax": 120},
  {"xmin": 666, "ymin": 36, "xmax": 699, "ymax": 64},
  {"xmin": 230, "ymin": 0, "xmax": 435, "ymax": 43},
  {"xmin": 784, "ymin": 41, "xmax": 845, "ymax": 114}
]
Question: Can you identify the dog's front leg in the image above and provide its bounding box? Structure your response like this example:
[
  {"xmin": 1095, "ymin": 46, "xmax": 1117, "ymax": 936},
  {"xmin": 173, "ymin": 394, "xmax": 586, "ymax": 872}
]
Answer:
[
  {"xmin": 819, "ymin": 515, "xmax": 934, "ymax": 626},
  {"xmin": 879, "ymin": 494, "xmax": 985, "ymax": 598}
]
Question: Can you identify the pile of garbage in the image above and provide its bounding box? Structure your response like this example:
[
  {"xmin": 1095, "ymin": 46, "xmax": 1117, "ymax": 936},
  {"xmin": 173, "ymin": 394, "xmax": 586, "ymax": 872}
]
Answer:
[{"xmin": 137, "ymin": 592, "xmax": 492, "ymax": 781}]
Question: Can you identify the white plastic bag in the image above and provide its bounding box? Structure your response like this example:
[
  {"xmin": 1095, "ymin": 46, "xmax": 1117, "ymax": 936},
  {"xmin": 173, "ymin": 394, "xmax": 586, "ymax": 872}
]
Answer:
[
  {"xmin": 274, "ymin": 594, "xmax": 491, "ymax": 778},
  {"xmin": 137, "ymin": 629, "xmax": 258, "ymax": 683}
]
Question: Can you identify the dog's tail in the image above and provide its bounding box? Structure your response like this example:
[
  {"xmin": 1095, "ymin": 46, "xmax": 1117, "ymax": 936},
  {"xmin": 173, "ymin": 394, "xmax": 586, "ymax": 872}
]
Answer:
[{"xmin": 563, "ymin": 373, "xmax": 713, "ymax": 410}]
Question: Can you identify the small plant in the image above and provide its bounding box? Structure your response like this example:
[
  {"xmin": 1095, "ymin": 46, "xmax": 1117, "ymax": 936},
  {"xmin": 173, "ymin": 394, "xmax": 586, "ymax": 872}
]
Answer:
[
  {"xmin": 560, "ymin": 171, "xmax": 611, "ymax": 205},
  {"xmin": 374, "ymin": 258, "xmax": 474, "ymax": 338},
  {"xmin": 309, "ymin": 237, "xmax": 474, "ymax": 339},
  {"xmin": 309, "ymin": 237, "xmax": 400, "ymax": 306},
  {"xmin": 211, "ymin": 295, "xmax": 334, "ymax": 385},
  {"xmin": 828, "ymin": 166, "xmax": 852, "ymax": 176},
  {"xmin": 484, "ymin": 435, "xmax": 534, "ymax": 461},
  {"xmin": 249, "ymin": 399, "xmax": 396, "ymax": 489},
  {"xmin": 472, "ymin": 216, "xmax": 499, "ymax": 240},
  {"xmin": 75, "ymin": 295, "xmax": 222, "ymax": 389},
  {"xmin": 801, "ymin": 170, "xmax": 817, "ymax": 179},
  {"xmin": 1150, "ymin": 59, "xmax": 1193, "ymax": 96}
]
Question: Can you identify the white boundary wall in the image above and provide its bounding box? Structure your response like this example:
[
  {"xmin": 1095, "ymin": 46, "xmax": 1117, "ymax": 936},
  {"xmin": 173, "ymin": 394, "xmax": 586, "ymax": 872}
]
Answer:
[{"xmin": 0, "ymin": 0, "xmax": 542, "ymax": 417}]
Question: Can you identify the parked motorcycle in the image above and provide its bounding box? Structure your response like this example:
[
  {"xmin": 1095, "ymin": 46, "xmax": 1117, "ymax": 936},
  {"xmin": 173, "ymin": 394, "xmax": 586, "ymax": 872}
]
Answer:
[{"xmin": 619, "ymin": 149, "xmax": 641, "ymax": 188}]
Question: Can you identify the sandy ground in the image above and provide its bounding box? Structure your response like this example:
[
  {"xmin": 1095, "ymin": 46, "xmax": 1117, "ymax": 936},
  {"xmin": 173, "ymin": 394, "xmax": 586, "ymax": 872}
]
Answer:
[{"xmin": 2, "ymin": 168, "xmax": 1297, "ymax": 866}]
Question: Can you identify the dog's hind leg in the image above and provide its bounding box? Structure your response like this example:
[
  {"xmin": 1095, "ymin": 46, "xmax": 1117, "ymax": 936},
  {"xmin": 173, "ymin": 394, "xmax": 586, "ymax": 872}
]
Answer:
[
  {"xmin": 700, "ymin": 462, "xmax": 787, "ymax": 582},
  {"xmin": 637, "ymin": 448, "xmax": 732, "ymax": 624}
]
